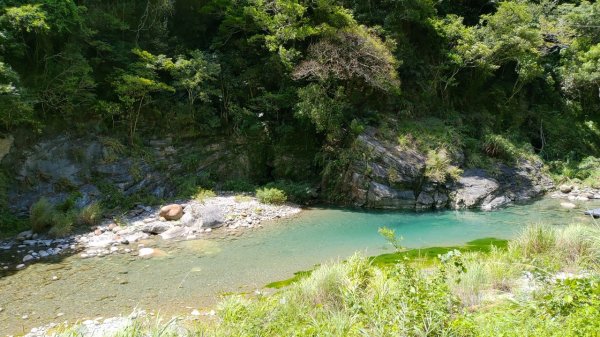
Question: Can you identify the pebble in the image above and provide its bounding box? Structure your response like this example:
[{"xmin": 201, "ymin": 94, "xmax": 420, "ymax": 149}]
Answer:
[
  {"xmin": 191, "ymin": 309, "xmax": 200, "ymax": 316},
  {"xmin": 561, "ymin": 202, "xmax": 577, "ymax": 209},
  {"xmin": 138, "ymin": 248, "xmax": 154, "ymax": 257},
  {"xmin": 52, "ymin": 276, "xmax": 58, "ymax": 280},
  {"xmin": 22, "ymin": 255, "xmax": 34, "ymax": 262},
  {"xmin": 16, "ymin": 264, "xmax": 25, "ymax": 269}
]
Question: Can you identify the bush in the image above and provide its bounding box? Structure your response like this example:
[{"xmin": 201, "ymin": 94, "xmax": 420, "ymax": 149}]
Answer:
[
  {"xmin": 234, "ymin": 194, "xmax": 253, "ymax": 203},
  {"xmin": 264, "ymin": 180, "xmax": 314, "ymax": 204},
  {"xmin": 30, "ymin": 198, "xmax": 56, "ymax": 233},
  {"xmin": 509, "ymin": 223, "xmax": 556, "ymax": 258},
  {"xmin": 77, "ymin": 202, "xmax": 103, "ymax": 226},
  {"xmin": 194, "ymin": 188, "xmax": 216, "ymax": 202},
  {"xmin": 48, "ymin": 211, "xmax": 77, "ymax": 238},
  {"xmin": 425, "ymin": 149, "xmax": 463, "ymax": 183},
  {"xmin": 221, "ymin": 180, "xmax": 256, "ymax": 192},
  {"xmin": 256, "ymin": 187, "xmax": 287, "ymax": 204},
  {"xmin": 482, "ymin": 134, "xmax": 537, "ymax": 164}
]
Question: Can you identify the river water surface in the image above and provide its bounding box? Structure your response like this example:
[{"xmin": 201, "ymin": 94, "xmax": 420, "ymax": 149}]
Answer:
[{"xmin": 2, "ymin": 198, "xmax": 599, "ymax": 335}]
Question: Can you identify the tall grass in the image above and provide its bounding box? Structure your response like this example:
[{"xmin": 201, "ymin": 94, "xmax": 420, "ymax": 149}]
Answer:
[{"xmin": 53, "ymin": 223, "xmax": 600, "ymax": 337}]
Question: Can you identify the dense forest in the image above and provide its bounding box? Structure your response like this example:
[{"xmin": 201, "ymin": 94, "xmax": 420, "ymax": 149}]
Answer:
[{"xmin": 1, "ymin": 0, "xmax": 600, "ymax": 197}]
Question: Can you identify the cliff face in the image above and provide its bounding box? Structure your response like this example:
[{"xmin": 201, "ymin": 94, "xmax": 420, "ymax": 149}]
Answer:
[
  {"xmin": 0, "ymin": 128, "xmax": 554, "ymax": 216},
  {"xmin": 340, "ymin": 130, "xmax": 554, "ymax": 210}
]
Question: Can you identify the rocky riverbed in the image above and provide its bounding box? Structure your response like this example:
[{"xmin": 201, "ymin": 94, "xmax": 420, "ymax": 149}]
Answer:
[
  {"xmin": 0, "ymin": 195, "xmax": 301, "ymax": 271},
  {"xmin": 549, "ymin": 184, "xmax": 600, "ymax": 202}
]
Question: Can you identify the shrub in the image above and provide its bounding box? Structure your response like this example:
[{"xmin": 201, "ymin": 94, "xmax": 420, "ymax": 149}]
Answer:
[
  {"xmin": 221, "ymin": 180, "xmax": 256, "ymax": 192},
  {"xmin": 509, "ymin": 223, "xmax": 556, "ymax": 258},
  {"xmin": 482, "ymin": 134, "xmax": 537, "ymax": 164},
  {"xmin": 264, "ymin": 180, "xmax": 313, "ymax": 204},
  {"xmin": 77, "ymin": 202, "xmax": 103, "ymax": 226},
  {"xmin": 425, "ymin": 149, "xmax": 463, "ymax": 183},
  {"xmin": 234, "ymin": 194, "xmax": 253, "ymax": 203},
  {"xmin": 193, "ymin": 188, "xmax": 216, "ymax": 202},
  {"xmin": 48, "ymin": 211, "xmax": 77, "ymax": 238},
  {"xmin": 30, "ymin": 197, "xmax": 56, "ymax": 233},
  {"xmin": 256, "ymin": 187, "xmax": 287, "ymax": 204}
]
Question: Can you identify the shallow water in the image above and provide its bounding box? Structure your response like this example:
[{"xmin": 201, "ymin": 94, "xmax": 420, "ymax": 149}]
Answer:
[{"xmin": 1, "ymin": 198, "xmax": 599, "ymax": 335}]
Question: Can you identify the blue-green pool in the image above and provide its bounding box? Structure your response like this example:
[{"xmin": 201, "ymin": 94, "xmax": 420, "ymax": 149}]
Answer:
[{"xmin": 1, "ymin": 197, "xmax": 598, "ymax": 334}]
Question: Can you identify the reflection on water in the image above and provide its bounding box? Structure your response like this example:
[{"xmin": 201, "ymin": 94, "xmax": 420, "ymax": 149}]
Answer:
[{"xmin": 1, "ymin": 198, "xmax": 599, "ymax": 334}]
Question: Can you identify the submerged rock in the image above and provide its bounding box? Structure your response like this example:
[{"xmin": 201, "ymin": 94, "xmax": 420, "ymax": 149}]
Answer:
[{"xmin": 138, "ymin": 248, "xmax": 154, "ymax": 257}]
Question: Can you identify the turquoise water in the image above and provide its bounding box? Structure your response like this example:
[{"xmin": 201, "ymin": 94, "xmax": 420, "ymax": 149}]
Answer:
[{"xmin": 1, "ymin": 198, "xmax": 599, "ymax": 334}]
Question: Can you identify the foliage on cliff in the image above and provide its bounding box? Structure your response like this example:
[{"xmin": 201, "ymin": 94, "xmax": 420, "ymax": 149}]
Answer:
[{"xmin": 0, "ymin": 0, "xmax": 599, "ymax": 184}]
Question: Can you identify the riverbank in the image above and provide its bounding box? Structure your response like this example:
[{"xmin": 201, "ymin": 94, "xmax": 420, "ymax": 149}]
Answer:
[
  {"xmin": 0, "ymin": 194, "xmax": 301, "ymax": 271},
  {"xmin": 2, "ymin": 198, "xmax": 599, "ymax": 335},
  {"xmin": 19, "ymin": 221, "xmax": 600, "ymax": 337}
]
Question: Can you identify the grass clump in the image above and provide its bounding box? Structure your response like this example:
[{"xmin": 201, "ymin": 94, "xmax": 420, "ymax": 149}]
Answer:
[
  {"xmin": 425, "ymin": 148, "xmax": 463, "ymax": 183},
  {"xmin": 48, "ymin": 211, "xmax": 77, "ymax": 238},
  {"xmin": 234, "ymin": 194, "xmax": 253, "ymax": 203},
  {"xmin": 221, "ymin": 179, "xmax": 256, "ymax": 192},
  {"xmin": 30, "ymin": 197, "xmax": 105, "ymax": 237},
  {"xmin": 30, "ymin": 197, "xmax": 56, "ymax": 233},
  {"xmin": 193, "ymin": 188, "xmax": 216, "ymax": 202},
  {"xmin": 77, "ymin": 202, "xmax": 102, "ymax": 226},
  {"xmin": 263, "ymin": 180, "xmax": 314, "ymax": 204},
  {"xmin": 482, "ymin": 134, "xmax": 538, "ymax": 164},
  {"xmin": 256, "ymin": 187, "xmax": 287, "ymax": 205}
]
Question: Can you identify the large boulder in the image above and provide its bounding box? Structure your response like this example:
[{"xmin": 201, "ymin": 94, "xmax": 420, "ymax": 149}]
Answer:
[
  {"xmin": 338, "ymin": 129, "xmax": 553, "ymax": 211},
  {"xmin": 159, "ymin": 204, "xmax": 183, "ymax": 221},
  {"xmin": 342, "ymin": 129, "xmax": 426, "ymax": 209},
  {"xmin": 200, "ymin": 204, "xmax": 224, "ymax": 228},
  {"xmin": 450, "ymin": 169, "xmax": 500, "ymax": 209}
]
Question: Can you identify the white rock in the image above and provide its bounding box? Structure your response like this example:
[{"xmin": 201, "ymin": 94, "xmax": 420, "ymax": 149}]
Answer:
[
  {"xmin": 138, "ymin": 248, "xmax": 154, "ymax": 257},
  {"xmin": 191, "ymin": 309, "xmax": 200, "ymax": 316},
  {"xmin": 22, "ymin": 255, "xmax": 34, "ymax": 262},
  {"xmin": 38, "ymin": 250, "xmax": 49, "ymax": 257},
  {"xmin": 560, "ymin": 202, "xmax": 577, "ymax": 209},
  {"xmin": 16, "ymin": 263, "xmax": 25, "ymax": 269}
]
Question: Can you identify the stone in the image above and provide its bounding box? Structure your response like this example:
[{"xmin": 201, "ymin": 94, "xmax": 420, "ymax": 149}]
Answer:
[
  {"xmin": 17, "ymin": 230, "xmax": 33, "ymax": 241},
  {"xmin": 159, "ymin": 226, "xmax": 188, "ymax": 240},
  {"xmin": 16, "ymin": 263, "xmax": 25, "ymax": 269},
  {"xmin": 584, "ymin": 208, "xmax": 600, "ymax": 218},
  {"xmin": 138, "ymin": 247, "xmax": 154, "ymax": 257},
  {"xmin": 38, "ymin": 250, "xmax": 49, "ymax": 258},
  {"xmin": 159, "ymin": 204, "xmax": 183, "ymax": 221},
  {"xmin": 191, "ymin": 309, "xmax": 200, "ymax": 316},
  {"xmin": 367, "ymin": 182, "xmax": 416, "ymax": 209},
  {"xmin": 481, "ymin": 196, "xmax": 510, "ymax": 211},
  {"xmin": 451, "ymin": 169, "xmax": 500, "ymax": 209},
  {"xmin": 108, "ymin": 223, "xmax": 117, "ymax": 231},
  {"xmin": 94, "ymin": 229, "xmax": 102, "ymax": 236},
  {"xmin": 141, "ymin": 222, "xmax": 171, "ymax": 234},
  {"xmin": 200, "ymin": 205, "xmax": 224, "ymax": 228},
  {"xmin": 560, "ymin": 184, "xmax": 573, "ymax": 193},
  {"xmin": 561, "ymin": 202, "xmax": 577, "ymax": 209},
  {"xmin": 22, "ymin": 254, "xmax": 34, "ymax": 262}
]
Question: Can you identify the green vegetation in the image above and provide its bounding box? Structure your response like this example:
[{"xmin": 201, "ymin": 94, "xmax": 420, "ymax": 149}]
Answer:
[
  {"xmin": 256, "ymin": 187, "xmax": 288, "ymax": 205},
  {"xmin": 29, "ymin": 197, "xmax": 54, "ymax": 233},
  {"xmin": 29, "ymin": 197, "xmax": 104, "ymax": 237},
  {"xmin": 0, "ymin": 0, "xmax": 598, "ymax": 199},
  {"xmin": 193, "ymin": 188, "xmax": 216, "ymax": 203},
  {"xmin": 76, "ymin": 202, "xmax": 102, "ymax": 227},
  {"xmin": 51, "ymin": 223, "xmax": 600, "ymax": 336}
]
